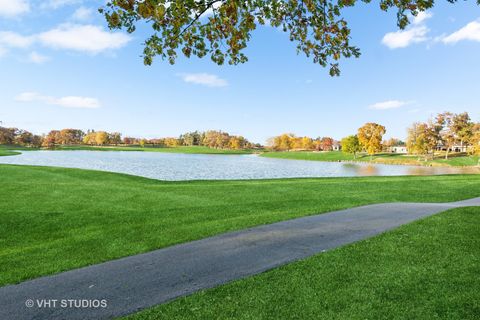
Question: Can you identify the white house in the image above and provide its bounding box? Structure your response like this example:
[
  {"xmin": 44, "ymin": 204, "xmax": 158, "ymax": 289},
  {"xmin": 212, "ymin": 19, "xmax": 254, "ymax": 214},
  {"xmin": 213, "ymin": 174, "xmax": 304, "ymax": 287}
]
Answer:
[
  {"xmin": 332, "ymin": 141, "xmax": 341, "ymax": 151},
  {"xmin": 387, "ymin": 146, "xmax": 408, "ymax": 154}
]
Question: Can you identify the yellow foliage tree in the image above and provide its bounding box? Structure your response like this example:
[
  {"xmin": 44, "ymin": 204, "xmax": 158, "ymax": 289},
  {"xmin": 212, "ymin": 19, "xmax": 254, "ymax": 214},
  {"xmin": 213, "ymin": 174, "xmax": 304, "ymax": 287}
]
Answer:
[
  {"xmin": 357, "ymin": 123, "xmax": 386, "ymax": 159},
  {"xmin": 95, "ymin": 131, "xmax": 109, "ymax": 145}
]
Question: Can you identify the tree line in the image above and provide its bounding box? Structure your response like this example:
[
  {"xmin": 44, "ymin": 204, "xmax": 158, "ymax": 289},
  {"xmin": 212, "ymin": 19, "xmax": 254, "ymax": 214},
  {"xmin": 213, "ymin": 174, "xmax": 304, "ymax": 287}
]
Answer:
[
  {"xmin": 268, "ymin": 123, "xmax": 387, "ymax": 160},
  {"xmin": 267, "ymin": 134, "xmax": 338, "ymax": 152},
  {"xmin": 406, "ymin": 112, "xmax": 480, "ymax": 160},
  {"xmin": 2, "ymin": 112, "xmax": 479, "ymax": 157},
  {"xmin": 268, "ymin": 113, "xmax": 480, "ymax": 160},
  {"xmin": 0, "ymin": 126, "xmax": 258, "ymax": 150}
]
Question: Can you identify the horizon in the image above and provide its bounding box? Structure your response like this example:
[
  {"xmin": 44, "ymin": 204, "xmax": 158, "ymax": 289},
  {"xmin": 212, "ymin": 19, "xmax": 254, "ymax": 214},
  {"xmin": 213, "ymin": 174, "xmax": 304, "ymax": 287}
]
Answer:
[{"xmin": 1, "ymin": 1, "xmax": 480, "ymax": 144}]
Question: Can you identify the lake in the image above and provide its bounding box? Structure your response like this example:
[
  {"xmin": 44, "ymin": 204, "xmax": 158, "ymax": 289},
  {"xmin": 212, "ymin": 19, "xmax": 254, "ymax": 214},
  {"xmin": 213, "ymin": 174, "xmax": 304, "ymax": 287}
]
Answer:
[{"xmin": 0, "ymin": 151, "xmax": 478, "ymax": 181}]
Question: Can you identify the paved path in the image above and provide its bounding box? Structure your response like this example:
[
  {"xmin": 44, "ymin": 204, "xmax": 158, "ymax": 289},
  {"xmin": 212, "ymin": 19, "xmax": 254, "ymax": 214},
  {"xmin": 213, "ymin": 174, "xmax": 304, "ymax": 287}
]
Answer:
[{"xmin": 1, "ymin": 198, "xmax": 480, "ymax": 320}]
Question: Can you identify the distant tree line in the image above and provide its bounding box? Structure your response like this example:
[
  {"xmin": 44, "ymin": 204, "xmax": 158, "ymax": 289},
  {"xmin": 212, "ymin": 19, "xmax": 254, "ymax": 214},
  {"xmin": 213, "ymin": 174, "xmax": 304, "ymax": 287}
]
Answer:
[
  {"xmin": 0, "ymin": 127, "xmax": 43, "ymax": 147},
  {"xmin": 0, "ymin": 126, "xmax": 258, "ymax": 150},
  {"xmin": 268, "ymin": 114, "xmax": 480, "ymax": 161},
  {"xmin": 268, "ymin": 123, "xmax": 388, "ymax": 160},
  {"xmin": 406, "ymin": 112, "xmax": 480, "ymax": 161},
  {"xmin": 267, "ymin": 134, "xmax": 337, "ymax": 151},
  {"xmin": 2, "ymin": 112, "xmax": 479, "ymax": 157}
]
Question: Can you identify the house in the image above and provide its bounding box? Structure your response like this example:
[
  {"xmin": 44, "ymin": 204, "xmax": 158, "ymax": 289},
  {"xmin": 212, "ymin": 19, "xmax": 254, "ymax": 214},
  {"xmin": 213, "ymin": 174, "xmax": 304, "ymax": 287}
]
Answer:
[
  {"xmin": 436, "ymin": 143, "xmax": 468, "ymax": 153},
  {"xmin": 332, "ymin": 141, "xmax": 341, "ymax": 151},
  {"xmin": 387, "ymin": 145, "xmax": 408, "ymax": 154}
]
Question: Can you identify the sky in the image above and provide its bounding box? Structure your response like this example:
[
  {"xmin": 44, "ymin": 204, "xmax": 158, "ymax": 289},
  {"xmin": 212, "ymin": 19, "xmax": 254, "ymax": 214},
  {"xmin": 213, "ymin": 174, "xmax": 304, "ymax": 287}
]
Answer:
[{"xmin": 0, "ymin": 0, "xmax": 479, "ymax": 144}]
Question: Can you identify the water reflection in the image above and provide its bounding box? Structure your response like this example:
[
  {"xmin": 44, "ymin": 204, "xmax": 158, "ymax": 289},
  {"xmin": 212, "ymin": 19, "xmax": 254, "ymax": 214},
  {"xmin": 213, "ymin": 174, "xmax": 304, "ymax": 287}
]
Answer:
[{"xmin": 0, "ymin": 151, "xmax": 478, "ymax": 181}]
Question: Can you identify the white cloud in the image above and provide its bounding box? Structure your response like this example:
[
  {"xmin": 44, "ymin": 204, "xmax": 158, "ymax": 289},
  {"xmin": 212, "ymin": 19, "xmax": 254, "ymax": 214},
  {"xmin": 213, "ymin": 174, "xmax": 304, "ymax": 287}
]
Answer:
[
  {"xmin": 41, "ymin": 0, "xmax": 82, "ymax": 10},
  {"xmin": 369, "ymin": 100, "xmax": 412, "ymax": 110},
  {"xmin": 38, "ymin": 24, "xmax": 131, "ymax": 54},
  {"xmin": 382, "ymin": 11, "xmax": 432, "ymax": 49},
  {"xmin": 441, "ymin": 20, "xmax": 480, "ymax": 44},
  {"xmin": 178, "ymin": 73, "xmax": 228, "ymax": 87},
  {"xmin": 16, "ymin": 92, "xmax": 101, "ymax": 109},
  {"xmin": 0, "ymin": 0, "xmax": 29, "ymax": 18},
  {"xmin": 413, "ymin": 12, "xmax": 433, "ymax": 25},
  {"xmin": 71, "ymin": 7, "xmax": 93, "ymax": 22},
  {"xmin": 28, "ymin": 51, "xmax": 50, "ymax": 64},
  {"xmin": 382, "ymin": 26, "xmax": 429, "ymax": 49},
  {"xmin": 0, "ymin": 31, "xmax": 34, "ymax": 48},
  {"xmin": 0, "ymin": 24, "xmax": 130, "ymax": 59}
]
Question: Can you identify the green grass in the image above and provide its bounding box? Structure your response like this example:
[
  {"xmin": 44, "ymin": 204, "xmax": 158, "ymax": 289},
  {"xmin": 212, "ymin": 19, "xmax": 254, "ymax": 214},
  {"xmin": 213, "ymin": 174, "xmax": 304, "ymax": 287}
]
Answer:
[
  {"xmin": 432, "ymin": 155, "xmax": 480, "ymax": 166},
  {"xmin": 0, "ymin": 145, "xmax": 26, "ymax": 156},
  {"xmin": 54, "ymin": 145, "xmax": 256, "ymax": 154},
  {"xmin": 127, "ymin": 206, "xmax": 480, "ymax": 320},
  {"xmin": 0, "ymin": 149, "xmax": 19, "ymax": 156},
  {"xmin": 262, "ymin": 151, "xmax": 479, "ymax": 167},
  {"xmin": 1, "ymin": 164, "xmax": 480, "ymax": 287}
]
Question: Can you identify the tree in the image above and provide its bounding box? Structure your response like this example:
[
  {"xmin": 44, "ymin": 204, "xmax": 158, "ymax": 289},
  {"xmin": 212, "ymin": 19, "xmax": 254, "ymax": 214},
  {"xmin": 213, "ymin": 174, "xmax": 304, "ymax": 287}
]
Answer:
[
  {"xmin": 451, "ymin": 112, "xmax": 473, "ymax": 149},
  {"xmin": 435, "ymin": 112, "xmax": 455, "ymax": 159},
  {"xmin": 109, "ymin": 132, "xmax": 122, "ymax": 145},
  {"xmin": 357, "ymin": 123, "xmax": 386, "ymax": 159},
  {"xmin": 470, "ymin": 123, "xmax": 480, "ymax": 165},
  {"xmin": 320, "ymin": 137, "xmax": 334, "ymax": 151},
  {"xmin": 31, "ymin": 135, "xmax": 43, "ymax": 148},
  {"xmin": 14, "ymin": 130, "xmax": 34, "ymax": 146},
  {"xmin": 123, "ymin": 137, "xmax": 137, "ymax": 145},
  {"xmin": 0, "ymin": 127, "xmax": 16, "ymax": 145},
  {"xmin": 95, "ymin": 131, "xmax": 109, "ymax": 145},
  {"xmin": 406, "ymin": 122, "xmax": 437, "ymax": 161},
  {"xmin": 181, "ymin": 131, "xmax": 202, "ymax": 146},
  {"xmin": 58, "ymin": 129, "xmax": 85, "ymax": 145},
  {"xmin": 83, "ymin": 132, "xmax": 97, "ymax": 145},
  {"xmin": 229, "ymin": 136, "xmax": 246, "ymax": 149},
  {"xmin": 341, "ymin": 135, "xmax": 361, "ymax": 159},
  {"xmin": 102, "ymin": 1, "xmax": 471, "ymax": 76},
  {"xmin": 301, "ymin": 137, "xmax": 314, "ymax": 150},
  {"xmin": 279, "ymin": 134, "xmax": 294, "ymax": 151},
  {"xmin": 43, "ymin": 130, "xmax": 61, "ymax": 148}
]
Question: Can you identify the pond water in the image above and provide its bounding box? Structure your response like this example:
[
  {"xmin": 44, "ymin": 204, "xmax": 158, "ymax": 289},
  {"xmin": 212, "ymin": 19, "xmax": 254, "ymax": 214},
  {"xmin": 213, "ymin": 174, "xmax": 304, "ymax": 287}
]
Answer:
[{"xmin": 0, "ymin": 151, "xmax": 478, "ymax": 181}]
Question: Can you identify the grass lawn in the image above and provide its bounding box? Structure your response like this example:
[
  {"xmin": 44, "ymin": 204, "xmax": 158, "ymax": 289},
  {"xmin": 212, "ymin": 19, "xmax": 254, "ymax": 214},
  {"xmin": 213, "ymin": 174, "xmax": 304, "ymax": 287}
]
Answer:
[
  {"xmin": 0, "ymin": 149, "xmax": 19, "ymax": 156},
  {"xmin": 54, "ymin": 145, "xmax": 256, "ymax": 154},
  {"xmin": 1, "ymin": 164, "xmax": 480, "ymax": 287},
  {"xmin": 0, "ymin": 145, "xmax": 26, "ymax": 156},
  {"xmin": 262, "ymin": 151, "xmax": 479, "ymax": 167},
  {"xmin": 127, "ymin": 206, "xmax": 480, "ymax": 320}
]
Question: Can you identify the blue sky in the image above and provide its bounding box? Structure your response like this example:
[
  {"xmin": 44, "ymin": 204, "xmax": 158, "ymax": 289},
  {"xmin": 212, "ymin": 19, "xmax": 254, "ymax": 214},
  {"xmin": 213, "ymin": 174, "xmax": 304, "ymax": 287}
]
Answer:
[{"xmin": 0, "ymin": 0, "xmax": 479, "ymax": 144}]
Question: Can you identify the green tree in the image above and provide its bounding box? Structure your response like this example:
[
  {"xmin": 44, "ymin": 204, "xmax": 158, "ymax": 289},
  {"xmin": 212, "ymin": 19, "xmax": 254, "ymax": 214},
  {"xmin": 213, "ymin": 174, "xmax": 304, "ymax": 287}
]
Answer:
[
  {"xmin": 101, "ymin": 1, "xmax": 472, "ymax": 76},
  {"xmin": 341, "ymin": 135, "xmax": 361, "ymax": 159}
]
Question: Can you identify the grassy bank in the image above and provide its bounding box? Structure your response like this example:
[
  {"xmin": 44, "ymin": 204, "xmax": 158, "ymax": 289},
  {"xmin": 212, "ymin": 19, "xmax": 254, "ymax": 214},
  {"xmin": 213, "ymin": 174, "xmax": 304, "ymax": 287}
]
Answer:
[
  {"xmin": 128, "ymin": 206, "xmax": 480, "ymax": 320},
  {"xmin": 0, "ymin": 145, "xmax": 28, "ymax": 156},
  {"xmin": 1, "ymin": 164, "xmax": 480, "ymax": 287},
  {"xmin": 0, "ymin": 149, "xmax": 19, "ymax": 156},
  {"xmin": 261, "ymin": 151, "xmax": 480, "ymax": 167},
  {"xmin": 55, "ymin": 145, "xmax": 256, "ymax": 154},
  {"xmin": 0, "ymin": 144, "xmax": 257, "ymax": 155}
]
